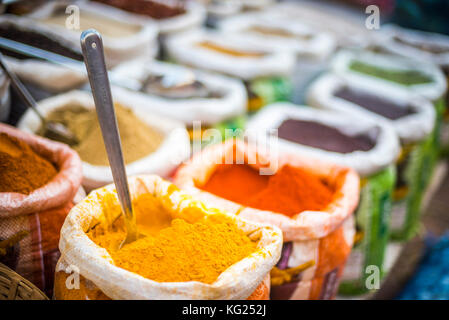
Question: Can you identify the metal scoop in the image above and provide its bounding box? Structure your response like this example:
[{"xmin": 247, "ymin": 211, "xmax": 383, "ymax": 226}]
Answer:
[
  {"xmin": 80, "ymin": 29, "xmax": 137, "ymax": 248},
  {"xmin": 0, "ymin": 53, "xmax": 79, "ymax": 146}
]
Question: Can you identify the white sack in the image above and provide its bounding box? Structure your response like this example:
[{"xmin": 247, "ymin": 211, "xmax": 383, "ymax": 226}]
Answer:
[
  {"xmin": 57, "ymin": 175, "xmax": 283, "ymax": 300},
  {"xmin": 331, "ymin": 49, "xmax": 447, "ymax": 102},
  {"xmin": 245, "ymin": 102, "xmax": 400, "ymax": 177},
  {"xmin": 17, "ymin": 90, "xmax": 190, "ymax": 191},
  {"xmin": 111, "ymin": 60, "xmax": 247, "ymax": 125},
  {"xmin": 218, "ymin": 12, "xmax": 336, "ymax": 61},
  {"xmin": 27, "ymin": 1, "xmax": 159, "ymax": 67},
  {"xmin": 165, "ymin": 29, "xmax": 295, "ymax": 80},
  {"xmin": 307, "ymin": 73, "xmax": 436, "ymax": 144}
]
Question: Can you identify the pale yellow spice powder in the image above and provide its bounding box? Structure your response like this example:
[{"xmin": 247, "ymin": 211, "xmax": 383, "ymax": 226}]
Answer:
[{"xmin": 40, "ymin": 104, "xmax": 164, "ymax": 166}]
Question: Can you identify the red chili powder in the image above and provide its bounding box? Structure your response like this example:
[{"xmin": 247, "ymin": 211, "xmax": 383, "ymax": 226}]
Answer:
[{"xmin": 201, "ymin": 164, "xmax": 334, "ymax": 217}]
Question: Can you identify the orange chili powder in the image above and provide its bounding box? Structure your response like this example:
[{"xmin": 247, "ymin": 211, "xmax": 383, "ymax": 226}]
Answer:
[{"xmin": 201, "ymin": 164, "xmax": 334, "ymax": 217}]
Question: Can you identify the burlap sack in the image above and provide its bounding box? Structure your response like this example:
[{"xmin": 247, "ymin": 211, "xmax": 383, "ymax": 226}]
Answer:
[
  {"xmin": 0, "ymin": 124, "xmax": 82, "ymax": 297},
  {"xmin": 54, "ymin": 175, "xmax": 282, "ymax": 300},
  {"xmin": 175, "ymin": 140, "xmax": 359, "ymax": 299}
]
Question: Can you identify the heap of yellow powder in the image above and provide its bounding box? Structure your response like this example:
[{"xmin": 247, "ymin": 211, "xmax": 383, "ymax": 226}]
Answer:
[
  {"xmin": 39, "ymin": 104, "xmax": 164, "ymax": 166},
  {"xmin": 89, "ymin": 214, "xmax": 258, "ymax": 284}
]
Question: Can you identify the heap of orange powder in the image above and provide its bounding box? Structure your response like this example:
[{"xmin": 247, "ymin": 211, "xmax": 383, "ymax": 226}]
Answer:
[
  {"xmin": 0, "ymin": 133, "xmax": 57, "ymax": 194},
  {"xmin": 201, "ymin": 164, "xmax": 334, "ymax": 217}
]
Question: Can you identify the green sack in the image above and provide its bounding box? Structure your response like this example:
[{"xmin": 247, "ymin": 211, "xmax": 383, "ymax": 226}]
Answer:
[{"xmin": 339, "ymin": 166, "xmax": 396, "ymax": 295}]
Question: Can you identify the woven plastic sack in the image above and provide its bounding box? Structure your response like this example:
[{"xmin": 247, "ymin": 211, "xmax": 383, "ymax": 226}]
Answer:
[
  {"xmin": 0, "ymin": 15, "xmax": 86, "ymax": 92},
  {"xmin": 166, "ymin": 29, "xmax": 295, "ymax": 81},
  {"xmin": 26, "ymin": 1, "xmax": 158, "ymax": 67},
  {"xmin": 175, "ymin": 140, "xmax": 359, "ymax": 299},
  {"xmin": 308, "ymin": 73, "xmax": 436, "ymax": 241},
  {"xmin": 267, "ymin": 2, "xmax": 375, "ymax": 48},
  {"xmin": 0, "ymin": 124, "xmax": 82, "ymax": 297},
  {"xmin": 165, "ymin": 29, "xmax": 294, "ymax": 112},
  {"xmin": 111, "ymin": 60, "xmax": 247, "ymax": 126},
  {"xmin": 17, "ymin": 90, "xmax": 191, "ymax": 192},
  {"xmin": 375, "ymin": 24, "xmax": 449, "ymax": 74},
  {"xmin": 54, "ymin": 175, "xmax": 282, "ymax": 300},
  {"xmin": 219, "ymin": 12, "xmax": 336, "ymax": 61},
  {"xmin": 373, "ymin": 24, "xmax": 449, "ymax": 154},
  {"xmin": 331, "ymin": 50, "xmax": 446, "ymax": 168},
  {"xmin": 218, "ymin": 11, "xmax": 337, "ymax": 104},
  {"xmin": 246, "ymin": 103, "xmax": 399, "ymax": 295}
]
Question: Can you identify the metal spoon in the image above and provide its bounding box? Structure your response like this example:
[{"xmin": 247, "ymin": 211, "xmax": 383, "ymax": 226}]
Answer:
[
  {"xmin": 0, "ymin": 53, "xmax": 79, "ymax": 146},
  {"xmin": 80, "ymin": 29, "xmax": 137, "ymax": 248}
]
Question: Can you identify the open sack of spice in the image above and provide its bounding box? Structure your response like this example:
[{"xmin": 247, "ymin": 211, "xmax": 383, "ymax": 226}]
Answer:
[
  {"xmin": 165, "ymin": 29, "xmax": 295, "ymax": 112},
  {"xmin": 245, "ymin": 103, "xmax": 399, "ymax": 295},
  {"xmin": 54, "ymin": 175, "xmax": 282, "ymax": 300},
  {"xmin": 25, "ymin": 0, "xmax": 158, "ymax": 67},
  {"xmin": 0, "ymin": 123, "xmax": 83, "ymax": 297},
  {"xmin": 175, "ymin": 139, "xmax": 359, "ymax": 299},
  {"xmin": 90, "ymin": 0, "xmax": 206, "ymax": 37},
  {"xmin": 111, "ymin": 59, "xmax": 247, "ymax": 139},
  {"xmin": 374, "ymin": 24, "xmax": 449, "ymax": 72},
  {"xmin": 218, "ymin": 12, "xmax": 336, "ymax": 61},
  {"xmin": 17, "ymin": 90, "xmax": 190, "ymax": 191},
  {"xmin": 266, "ymin": 2, "xmax": 376, "ymax": 48},
  {"xmin": 331, "ymin": 49, "xmax": 447, "ymax": 159},
  {"xmin": 0, "ymin": 15, "xmax": 86, "ymax": 92},
  {"xmin": 217, "ymin": 10, "xmax": 337, "ymax": 103},
  {"xmin": 308, "ymin": 73, "xmax": 436, "ymax": 242},
  {"xmin": 372, "ymin": 24, "xmax": 449, "ymax": 153}
]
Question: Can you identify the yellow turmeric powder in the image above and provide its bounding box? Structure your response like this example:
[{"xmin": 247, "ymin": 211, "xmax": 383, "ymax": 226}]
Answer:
[{"xmin": 88, "ymin": 201, "xmax": 258, "ymax": 284}]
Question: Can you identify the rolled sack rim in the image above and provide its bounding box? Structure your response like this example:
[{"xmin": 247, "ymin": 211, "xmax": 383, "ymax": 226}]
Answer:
[
  {"xmin": 0, "ymin": 123, "xmax": 82, "ymax": 217},
  {"xmin": 306, "ymin": 73, "xmax": 436, "ymax": 145},
  {"xmin": 331, "ymin": 49, "xmax": 448, "ymax": 101},
  {"xmin": 59, "ymin": 175, "xmax": 283, "ymax": 300},
  {"xmin": 245, "ymin": 102, "xmax": 402, "ymax": 177},
  {"xmin": 174, "ymin": 139, "xmax": 360, "ymax": 242}
]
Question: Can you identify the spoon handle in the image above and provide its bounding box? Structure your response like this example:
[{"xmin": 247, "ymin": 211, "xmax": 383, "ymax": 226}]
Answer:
[
  {"xmin": 0, "ymin": 52, "xmax": 46, "ymax": 123},
  {"xmin": 80, "ymin": 29, "xmax": 137, "ymax": 243}
]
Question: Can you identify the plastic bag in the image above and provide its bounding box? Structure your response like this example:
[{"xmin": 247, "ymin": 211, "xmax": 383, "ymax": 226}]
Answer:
[
  {"xmin": 54, "ymin": 175, "xmax": 282, "ymax": 300},
  {"xmin": 0, "ymin": 124, "xmax": 82, "ymax": 296},
  {"xmin": 246, "ymin": 103, "xmax": 399, "ymax": 295},
  {"xmin": 175, "ymin": 140, "xmax": 359, "ymax": 299},
  {"xmin": 17, "ymin": 90, "xmax": 191, "ymax": 191}
]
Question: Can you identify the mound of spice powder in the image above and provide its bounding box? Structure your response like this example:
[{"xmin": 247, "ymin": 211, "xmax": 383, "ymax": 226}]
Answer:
[
  {"xmin": 0, "ymin": 132, "xmax": 57, "ymax": 194},
  {"xmin": 89, "ymin": 213, "xmax": 257, "ymax": 284},
  {"xmin": 201, "ymin": 164, "xmax": 334, "ymax": 217},
  {"xmin": 39, "ymin": 104, "xmax": 164, "ymax": 166}
]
